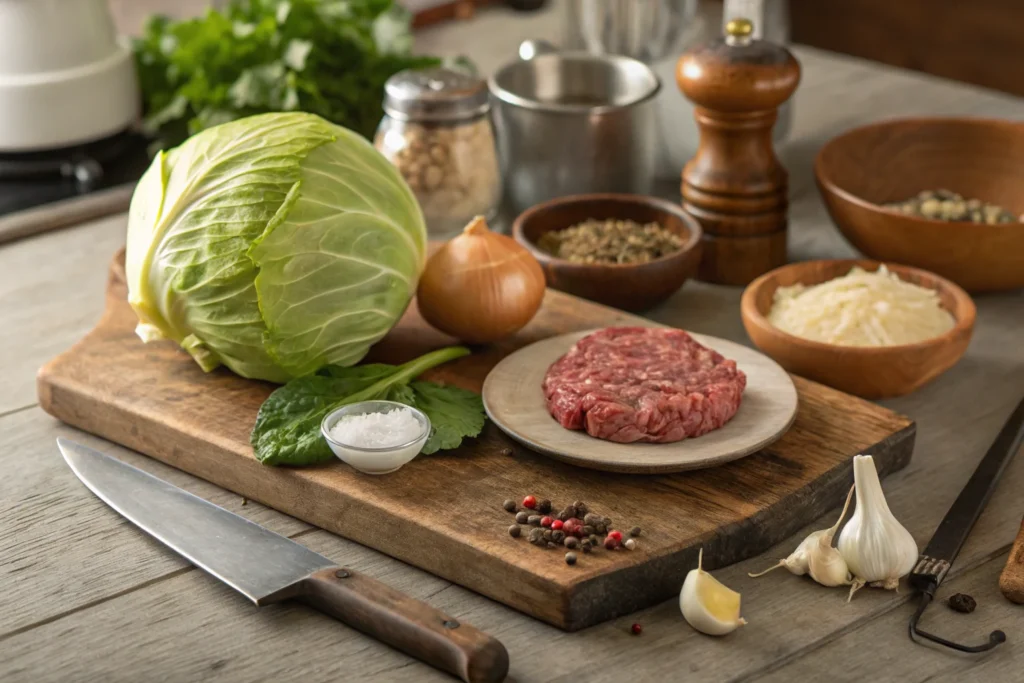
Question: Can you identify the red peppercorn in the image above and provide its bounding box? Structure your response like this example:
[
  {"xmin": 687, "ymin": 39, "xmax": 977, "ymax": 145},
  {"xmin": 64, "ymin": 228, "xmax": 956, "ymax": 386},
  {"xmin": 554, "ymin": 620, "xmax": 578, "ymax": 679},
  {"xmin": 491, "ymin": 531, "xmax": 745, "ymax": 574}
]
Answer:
[
  {"xmin": 631, "ymin": 623, "xmax": 642, "ymax": 635},
  {"xmin": 608, "ymin": 530, "xmax": 623, "ymax": 542},
  {"xmin": 523, "ymin": 495, "xmax": 537, "ymax": 509},
  {"xmin": 541, "ymin": 516, "xmax": 553, "ymax": 528},
  {"xmin": 551, "ymin": 519, "xmax": 564, "ymax": 530},
  {"xmin": 604, "ymin": 536, "xmax": 620, "ymax": 550}
]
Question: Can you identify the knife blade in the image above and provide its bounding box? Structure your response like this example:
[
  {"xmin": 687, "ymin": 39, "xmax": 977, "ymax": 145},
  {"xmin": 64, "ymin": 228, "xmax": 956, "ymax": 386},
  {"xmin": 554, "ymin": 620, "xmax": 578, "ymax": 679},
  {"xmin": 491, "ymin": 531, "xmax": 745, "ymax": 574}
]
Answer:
[{"xmin": 58, "ymin": 438, "xmax": 509, "ymax": 683}]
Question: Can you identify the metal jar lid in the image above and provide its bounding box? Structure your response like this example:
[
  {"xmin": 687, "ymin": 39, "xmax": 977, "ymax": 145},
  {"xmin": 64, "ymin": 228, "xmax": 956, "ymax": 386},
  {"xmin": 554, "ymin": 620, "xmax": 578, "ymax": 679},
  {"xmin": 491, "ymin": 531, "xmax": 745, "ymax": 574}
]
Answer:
[{"xmin": 383, "ymin": 67, "xmax": 489, "ymax": 122}]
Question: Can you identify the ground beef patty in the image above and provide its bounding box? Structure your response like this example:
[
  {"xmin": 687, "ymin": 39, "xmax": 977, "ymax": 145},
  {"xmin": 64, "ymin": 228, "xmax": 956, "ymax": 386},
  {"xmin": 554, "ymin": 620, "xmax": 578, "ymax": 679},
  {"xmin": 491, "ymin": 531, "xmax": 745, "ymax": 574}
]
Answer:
[{"xmin": 542, "ymin": 327, "xmax": 747, "ymax": 443}]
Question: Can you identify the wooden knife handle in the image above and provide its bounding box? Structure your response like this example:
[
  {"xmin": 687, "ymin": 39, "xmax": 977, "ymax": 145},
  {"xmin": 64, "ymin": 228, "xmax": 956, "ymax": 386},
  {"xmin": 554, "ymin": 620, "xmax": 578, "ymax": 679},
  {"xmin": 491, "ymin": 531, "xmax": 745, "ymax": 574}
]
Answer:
[
  {"xmin": 297, "ymin": 567, "xmax": 508, "ymax": 683},
  {"xmin": 999, "ymin": 516, "xmax": 1024, "ymax": 604}
]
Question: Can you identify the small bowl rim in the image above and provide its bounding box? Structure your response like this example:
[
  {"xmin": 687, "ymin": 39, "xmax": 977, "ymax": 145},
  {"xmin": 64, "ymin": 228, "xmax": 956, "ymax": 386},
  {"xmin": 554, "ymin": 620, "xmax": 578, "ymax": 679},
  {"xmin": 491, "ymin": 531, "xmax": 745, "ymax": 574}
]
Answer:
[
  {"xmin": 815, "ymin": 116, "xmax": 1024, "ymax": 229},
  {"xmin": 321, "ymin": 400, "xmax": 431, "ymax": 454},
  {"xmin": 511, "ymin": 192, "xmax": 704, "ymax": 270},
  {"xmin": 740, "ymin": 258, "xmax": 977, "ymax": 356}
]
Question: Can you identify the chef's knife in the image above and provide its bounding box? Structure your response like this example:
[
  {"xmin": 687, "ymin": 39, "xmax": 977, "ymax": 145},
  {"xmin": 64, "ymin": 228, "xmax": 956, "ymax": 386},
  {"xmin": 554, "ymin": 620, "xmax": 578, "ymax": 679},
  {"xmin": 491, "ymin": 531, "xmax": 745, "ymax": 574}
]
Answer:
[{"xmin": 58, "ymin": 438, "xmax": 509, "ymax": 683}]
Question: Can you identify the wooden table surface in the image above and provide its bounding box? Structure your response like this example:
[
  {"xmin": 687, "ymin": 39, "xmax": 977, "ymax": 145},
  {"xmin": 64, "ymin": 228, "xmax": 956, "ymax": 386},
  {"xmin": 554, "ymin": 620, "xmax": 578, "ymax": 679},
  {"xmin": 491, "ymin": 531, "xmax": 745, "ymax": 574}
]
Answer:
[{"xmin": 3, "ymin": 7, "xmax": 1024, "ymax": 683}]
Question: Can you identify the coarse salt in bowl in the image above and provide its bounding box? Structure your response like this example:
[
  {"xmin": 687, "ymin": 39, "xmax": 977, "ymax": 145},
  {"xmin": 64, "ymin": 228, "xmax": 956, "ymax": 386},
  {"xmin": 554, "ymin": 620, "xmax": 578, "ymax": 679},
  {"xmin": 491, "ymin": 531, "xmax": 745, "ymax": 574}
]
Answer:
[{"xmin": 321, "ymin": 400, "xmax": 431, "ymax": 475}]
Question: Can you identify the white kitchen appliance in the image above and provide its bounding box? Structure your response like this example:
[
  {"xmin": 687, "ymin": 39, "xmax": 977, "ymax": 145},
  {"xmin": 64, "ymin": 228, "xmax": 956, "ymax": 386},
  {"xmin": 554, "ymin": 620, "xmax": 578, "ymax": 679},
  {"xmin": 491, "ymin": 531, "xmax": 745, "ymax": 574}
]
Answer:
[{"xmin": 0, "ymin": 0, "xmax": 139, "ymax": 152}]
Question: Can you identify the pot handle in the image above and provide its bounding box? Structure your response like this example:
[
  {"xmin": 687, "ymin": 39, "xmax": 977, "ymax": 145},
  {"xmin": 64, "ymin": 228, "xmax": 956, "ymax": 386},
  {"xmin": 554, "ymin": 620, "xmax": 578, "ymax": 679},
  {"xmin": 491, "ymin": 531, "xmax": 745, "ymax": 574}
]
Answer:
[{"xmin": 518, "ymin": 39, "xmax": 557, "ymax": 61}]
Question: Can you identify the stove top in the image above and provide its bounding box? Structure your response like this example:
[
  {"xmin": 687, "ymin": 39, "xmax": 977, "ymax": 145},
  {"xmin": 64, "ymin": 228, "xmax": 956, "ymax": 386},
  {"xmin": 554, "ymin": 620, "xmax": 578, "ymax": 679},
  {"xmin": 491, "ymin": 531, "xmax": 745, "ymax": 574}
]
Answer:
[{"xmin": 0, "ymin": 130, "xmax": 152, "ymax": 227}]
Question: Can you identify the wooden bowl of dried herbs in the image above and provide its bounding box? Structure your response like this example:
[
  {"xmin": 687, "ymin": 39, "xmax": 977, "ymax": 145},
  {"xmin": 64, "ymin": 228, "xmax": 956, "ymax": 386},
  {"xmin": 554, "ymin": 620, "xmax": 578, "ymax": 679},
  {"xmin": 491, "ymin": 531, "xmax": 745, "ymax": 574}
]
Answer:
[
  {"xmin": 816, "ymin": 117, "xmax": 1024, "ymax": 293},
  {"xmin": 512, "ymin": 193, "xmax": 703, "ymax": 311}
]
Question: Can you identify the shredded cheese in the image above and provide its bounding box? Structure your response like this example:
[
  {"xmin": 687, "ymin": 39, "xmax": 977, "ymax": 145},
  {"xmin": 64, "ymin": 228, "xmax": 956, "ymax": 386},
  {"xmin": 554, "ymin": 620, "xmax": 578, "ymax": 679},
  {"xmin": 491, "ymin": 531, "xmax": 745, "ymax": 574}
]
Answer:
[{"xmin": 767, "ymin": 265, "xmax": 955, "ymax": 347}]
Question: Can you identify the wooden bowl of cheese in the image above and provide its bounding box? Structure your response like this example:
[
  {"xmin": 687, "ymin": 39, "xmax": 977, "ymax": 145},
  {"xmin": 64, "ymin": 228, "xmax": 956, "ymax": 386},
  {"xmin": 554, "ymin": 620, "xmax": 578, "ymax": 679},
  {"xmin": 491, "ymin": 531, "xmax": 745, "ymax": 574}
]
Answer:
[{"xmin": 740, "ymin": 259, "xmax": 975, "ymax": 399}]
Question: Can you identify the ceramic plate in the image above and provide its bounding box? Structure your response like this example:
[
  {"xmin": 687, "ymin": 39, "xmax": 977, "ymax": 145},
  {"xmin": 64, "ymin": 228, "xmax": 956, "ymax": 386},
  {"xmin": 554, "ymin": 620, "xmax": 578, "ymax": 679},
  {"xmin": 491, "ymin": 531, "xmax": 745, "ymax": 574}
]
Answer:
[{"xmin": 482, "ymin": 327, "xmax": 798, "ymax": 473}]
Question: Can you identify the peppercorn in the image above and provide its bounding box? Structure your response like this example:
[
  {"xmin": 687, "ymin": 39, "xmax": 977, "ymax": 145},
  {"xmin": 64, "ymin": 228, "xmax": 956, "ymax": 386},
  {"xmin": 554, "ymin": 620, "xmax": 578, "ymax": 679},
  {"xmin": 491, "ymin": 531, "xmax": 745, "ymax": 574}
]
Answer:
[
  {"xmin": 630, "ymin": 526, "xmax": 642, "ymax": 538},
  {"xmin": 565, "ymin": 552, "xmax": 578, "ymax": 566},
  {"xmin": 604, "ymin": 536, "xmax": 619, "ymax": 550},
  {"xmin": 581, "ymin": 542, "xmax": 592, "ymax": 553},
  {"xmin": 565, "ymin": 537, "xmax": 579, "ymax": 549},
  {"xmin": 552, "ymin": 530, "xmax": 566, "ymax": 543},
  {"xmin": 523, "ymin": 495, "xmax": 537, "ymax": 509},
  {"xmin": 528, "ymin": 515, "xmax": 542, "ymax": 526},
  {"xmin": 529, "ymin": 528, "xmax": 544, "ymax": 544},
  {"xmin": 603, "ymin": 516, "xmax": 612, "ymax": 527},
  {"xmin": 589, "ymin": 534, "xmax": 600, "ymax": 547},
  {"xmin": 500, "ymin": 447, "xmax": 513, "ymax": 456},
  {"xmin": 538, "ymin": 499, "xmax": 552, "ymax": 514},
  {"xmin": 541, "ymin": 516, "xmax": 554, "ymax": 528},
  {"xmin": 551, "ymin": 519, "xmax": 564, "ymax": 531},
  {"xmin": 562, "ymin": 520, "xmax": 578, "ymax": 536},
  {"xmin": 582, "ymin": 525, "xmax": 595, "ymax": 536},
  {"xmin": 547, "ymin": 541, "xmax": 558, "ymax": 549},
  {"xmin": 631, "ymin": 623, "xmax": 642, "ymax": 635},
  {"xmin": 595, "ymin": 523, "xmax": 607, "ymax": 535},
  {"xmin": 503, "ymin": 499, "xmax": 517, "ymax": 513},
  {"xmin": 508, "ymin": 524, "xmax": 521, "ymax": 538},
  {"xmin": 559, "ymin": 506, "xmax": 575, "ymax": 522},
  {"xmin": 583, "ymin": 513, "xmax": 600, "ymax": 525},
  {"xmin": 948, "ymin": 593, "xmax": 977, "ymax": 614},
  {"xmin": 624, "ymin": 539, "xmax": 637, "ymax": 550},
  {"xmin": 607, "ymin": 530, "xmax": 623, "ymax": 543},
  {"xmin": 573, "ymin": 501, "xmax": 588, "ymax": 515},
  {"xmin": 515, "ymin": 511, "xmax": 529, "ymax": 524}
]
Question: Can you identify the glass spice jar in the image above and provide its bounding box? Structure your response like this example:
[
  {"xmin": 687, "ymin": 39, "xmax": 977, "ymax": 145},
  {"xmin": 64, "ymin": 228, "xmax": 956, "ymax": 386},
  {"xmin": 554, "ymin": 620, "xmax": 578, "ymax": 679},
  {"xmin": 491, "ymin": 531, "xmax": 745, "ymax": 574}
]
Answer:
[{"xmin": 375, "ymin": 67, "xmax": 502, "ymax": 238}]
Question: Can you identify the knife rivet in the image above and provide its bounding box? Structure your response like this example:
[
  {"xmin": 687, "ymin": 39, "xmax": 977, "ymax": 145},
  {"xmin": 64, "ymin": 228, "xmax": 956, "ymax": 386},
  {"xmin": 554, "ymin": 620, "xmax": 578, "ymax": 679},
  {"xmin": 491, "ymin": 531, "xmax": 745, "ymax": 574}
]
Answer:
[
  {"xmin": 443, "ymin": 619, "xmax": 460, "ymax": 629},
  {"xmin": 335, "ymin": 569, "xmax": 350, "ymax": 579}
]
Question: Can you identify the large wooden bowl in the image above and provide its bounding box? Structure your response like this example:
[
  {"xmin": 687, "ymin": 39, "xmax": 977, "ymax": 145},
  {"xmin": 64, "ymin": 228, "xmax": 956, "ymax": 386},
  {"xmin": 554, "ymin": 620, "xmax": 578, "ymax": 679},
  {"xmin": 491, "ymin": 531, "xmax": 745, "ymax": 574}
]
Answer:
[
  {"xmin": 741, "ymin": 259, "xmax": 976, "ymax": 399},
  {"xmin": 512, "ymin": 194, "xmax": 703, "ymax": 312},
  {"xmin": 816, "ymin": 117, "xmax": 1024, "ymax": 293}
]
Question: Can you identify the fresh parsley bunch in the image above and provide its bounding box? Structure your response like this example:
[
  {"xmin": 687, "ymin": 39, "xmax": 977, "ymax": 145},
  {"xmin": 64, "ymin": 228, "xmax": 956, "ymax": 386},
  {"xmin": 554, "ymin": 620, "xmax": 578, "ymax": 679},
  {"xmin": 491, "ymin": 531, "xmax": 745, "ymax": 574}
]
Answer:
[{"xmin": 134, "ymin": 0, "xmax": 439, "ymax": 149}]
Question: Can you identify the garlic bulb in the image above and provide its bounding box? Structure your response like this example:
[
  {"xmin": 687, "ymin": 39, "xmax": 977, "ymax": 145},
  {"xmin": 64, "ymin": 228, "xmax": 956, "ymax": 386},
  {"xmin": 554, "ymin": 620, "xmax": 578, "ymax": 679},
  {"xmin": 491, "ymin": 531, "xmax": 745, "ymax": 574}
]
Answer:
[
  {"xmin": 838, "ymin": 455, "xmax": 918, "ymax": 592},
  {"xmin": 680, "ymin": 548, "xmax": 747, "ymax": 636},
  {"xmin": 749, "ymin": 485, "xmax": 854, "ymax": 588}
]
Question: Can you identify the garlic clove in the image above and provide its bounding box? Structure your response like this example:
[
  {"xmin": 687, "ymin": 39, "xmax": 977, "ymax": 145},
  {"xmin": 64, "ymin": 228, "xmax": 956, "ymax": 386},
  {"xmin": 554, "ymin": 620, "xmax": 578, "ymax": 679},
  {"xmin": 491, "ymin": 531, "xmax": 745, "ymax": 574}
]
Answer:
[
  {"xmin": 680, "ymin": 548, "xmax": 747, "ymax": 636},
  {"xmin": 837, "ymin": 455, "xmax": 919, "ymax": 593}
]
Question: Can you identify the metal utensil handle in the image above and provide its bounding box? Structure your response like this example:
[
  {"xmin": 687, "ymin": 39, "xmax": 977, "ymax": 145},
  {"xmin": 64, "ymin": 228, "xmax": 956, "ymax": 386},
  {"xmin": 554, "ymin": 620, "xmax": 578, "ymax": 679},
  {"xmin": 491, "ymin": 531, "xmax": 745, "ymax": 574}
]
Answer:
[{"xmin": 298, "ymin": 568, "xmax": 509, "ymax": 683}]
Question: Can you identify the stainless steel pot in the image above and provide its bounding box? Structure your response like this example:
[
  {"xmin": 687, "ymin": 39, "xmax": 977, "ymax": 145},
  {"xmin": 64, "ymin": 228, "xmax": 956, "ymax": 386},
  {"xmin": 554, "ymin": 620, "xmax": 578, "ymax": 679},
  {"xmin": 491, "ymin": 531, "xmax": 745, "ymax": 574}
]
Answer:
[{"xmin": 488, "ymin": 44, "xmax": 660, "ymax": 216}]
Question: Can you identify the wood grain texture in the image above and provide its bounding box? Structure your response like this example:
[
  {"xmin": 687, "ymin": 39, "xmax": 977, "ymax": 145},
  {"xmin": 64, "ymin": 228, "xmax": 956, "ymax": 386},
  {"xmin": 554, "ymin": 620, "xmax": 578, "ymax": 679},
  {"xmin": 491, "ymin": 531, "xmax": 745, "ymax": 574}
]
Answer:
[
  {"xmin": 815, "ymin": 117, "xmax": 1024, "ymax": 293},
  {"xmin": 37, "ymin": 250, "xmax": 914, "ymax": 631},
  {"xmin": 999, "ymin": 516, "xmax": 1024, "ymax": 604},
  {"xmin": 482, "ymin": 328, "xmax": 798, "ymax": 472},
  {"xmin": 677, "ymin": 29, "xmax": 800, "ymax": 286},
  {"xmin": 511, "ymin": 193, "xmax": 703, "ymax": 312},
  {"xmin": 741, "ymin": 259, "xmax": 976, "ymax": 399}
]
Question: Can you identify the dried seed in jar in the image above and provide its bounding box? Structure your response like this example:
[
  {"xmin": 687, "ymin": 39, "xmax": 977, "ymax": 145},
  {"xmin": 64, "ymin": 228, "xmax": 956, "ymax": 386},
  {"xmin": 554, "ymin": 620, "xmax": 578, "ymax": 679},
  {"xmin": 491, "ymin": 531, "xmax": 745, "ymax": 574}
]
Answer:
[
  {"xmin": 552, "ymin": 530, "xmax": 566, "ymax": 543},
  {"xmin": 508, "ymin": 524, "xmax": 521, "ymax": 538},
  {"xmin": 537, "ymin": 218, "xmax": 685, "ymax": 265},
  {"xmin": 538, "ymin": 499, "xmax": 552, "ymax": 514},
  {"xmin": 515, "ymin": 511, "xmax": 529, "ymax": 524},
  {"xmin": 565, "ymin": 552, "xmax": 578, "ymax": 566},
  {"xmin": 565, "ymin": 537, "xmax": 579, "ymax": 549},
  {"xmin": 630, "ymin": 526, "xmax": 642, "ymax": 538},
  {"xmin": 502, "ymin": 499, "xmax": 517, "ymax": 513},
  {"xmin": 528, "ymin": 515, "xmax": 542, "ymax": 526},
  {"xmin": 624, "ymin": 539, "xmax": 637, "ymax": 550}
]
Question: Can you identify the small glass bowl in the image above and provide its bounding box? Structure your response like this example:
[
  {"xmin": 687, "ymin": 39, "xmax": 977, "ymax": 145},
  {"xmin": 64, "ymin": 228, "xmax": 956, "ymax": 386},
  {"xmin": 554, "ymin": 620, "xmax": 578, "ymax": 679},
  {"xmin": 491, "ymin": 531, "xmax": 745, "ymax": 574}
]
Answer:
[{"xmin": 320, "ymin": 401, "xmax": 430, "ymax": 475}]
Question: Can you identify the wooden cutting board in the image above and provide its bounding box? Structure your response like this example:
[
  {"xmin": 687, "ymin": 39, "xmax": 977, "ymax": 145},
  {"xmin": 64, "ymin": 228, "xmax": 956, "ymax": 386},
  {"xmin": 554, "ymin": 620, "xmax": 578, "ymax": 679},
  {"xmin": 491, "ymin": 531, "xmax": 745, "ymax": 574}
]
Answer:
[{"xmin": 38, "ymin": 251, "xmax": 916, "ymax": 631}]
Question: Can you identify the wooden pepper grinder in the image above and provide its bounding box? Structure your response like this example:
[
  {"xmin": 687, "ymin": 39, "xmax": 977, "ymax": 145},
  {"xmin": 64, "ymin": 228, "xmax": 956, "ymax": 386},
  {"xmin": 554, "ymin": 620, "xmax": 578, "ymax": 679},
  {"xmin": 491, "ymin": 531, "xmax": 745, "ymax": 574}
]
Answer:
[{"xmin": 676, "ymin": 18, "xmax": 800, "ymax": 286}]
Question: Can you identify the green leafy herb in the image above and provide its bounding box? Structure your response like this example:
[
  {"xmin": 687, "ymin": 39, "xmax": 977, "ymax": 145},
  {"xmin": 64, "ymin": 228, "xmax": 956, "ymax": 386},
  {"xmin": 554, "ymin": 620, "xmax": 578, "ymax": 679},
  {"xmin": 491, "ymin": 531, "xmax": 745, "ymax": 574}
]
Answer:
[
  {"xmin": 251, "ymin": 346, "xmax": 485, "ymax": 466},
  {"xmin": 133, "ymin": 0, "xmax": 441, "ymax": 149}
]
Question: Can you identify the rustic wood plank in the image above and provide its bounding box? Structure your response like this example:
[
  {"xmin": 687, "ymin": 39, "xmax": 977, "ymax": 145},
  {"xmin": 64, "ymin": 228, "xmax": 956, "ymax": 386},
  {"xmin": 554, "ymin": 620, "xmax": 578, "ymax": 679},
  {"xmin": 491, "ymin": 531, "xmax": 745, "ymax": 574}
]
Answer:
[
  {"xmin": 36, "ymin": 252, "xmax": 915, "ymax": 631},
  {"xmin": 0, "ymin": 215, "xmax": 126, "ymax": 414},
  {"xmin": 0, "ymin": 408, "xmax": 311, "ymax": 638}
]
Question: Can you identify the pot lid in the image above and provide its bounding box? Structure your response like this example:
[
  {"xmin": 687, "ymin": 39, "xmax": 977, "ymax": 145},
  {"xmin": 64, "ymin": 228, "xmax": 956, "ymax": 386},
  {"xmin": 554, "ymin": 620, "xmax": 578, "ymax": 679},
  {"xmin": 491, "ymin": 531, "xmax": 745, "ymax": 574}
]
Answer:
[{"xmin": 383, "ymin": 67, "xmax": 489, "ymax": 122}]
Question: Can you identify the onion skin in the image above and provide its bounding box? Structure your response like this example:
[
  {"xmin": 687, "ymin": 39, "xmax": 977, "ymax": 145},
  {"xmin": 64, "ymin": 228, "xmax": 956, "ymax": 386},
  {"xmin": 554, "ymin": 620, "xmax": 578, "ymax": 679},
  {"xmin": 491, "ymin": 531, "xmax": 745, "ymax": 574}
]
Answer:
[{"xmin": 417, "ymin": 216, "xmax": 546, "ymax": 343}]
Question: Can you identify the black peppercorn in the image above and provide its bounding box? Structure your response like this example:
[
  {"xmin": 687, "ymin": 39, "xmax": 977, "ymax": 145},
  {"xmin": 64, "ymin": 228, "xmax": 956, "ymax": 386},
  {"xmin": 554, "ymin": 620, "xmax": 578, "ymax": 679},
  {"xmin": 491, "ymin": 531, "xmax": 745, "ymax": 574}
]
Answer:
[
  {"xmin": 508, "ymin": 524, "xmax": 521, "ymax": 538},
  {"xmin": 529, "ymin": 528, "xmax": 544, "ymax": 544},
  {"xmin": 589, "ymin": 534, "xmax": 600, "ymax": 547},
  {"xmin": 559, "ymin": 506, "xmax": 575, "ymax": 522},
  {"xmin": 948, "ymin": 593, "xmax": 977, "ymax": 614},
  {"xmin": 595, "ymin": 523, "xmax": 607, "ymax": 535},
  {"xmin": 582, "ymin": 542, "xmax": 592, "ymax": 553},
  {"xmin": 573, "ymin": 501, "xmax": 588, "ymax": 515},
  {"xmin": 515, "ymin": 511, "xmax": 529, "ymax": 524},
  {"xmin": 552, "ymin": 530, "xmax": 565, "ymax": 543},
  {"xmin": 603, "ymin": 516, "xmax": 612, "ymax": 527},
  {"xmin": 565, "ymin": 537, "xmax": 579, "ymax": 549},
  {"xmin": 543, "ymin": 529, "xmax": 554, "ymax": 541},
  {"xmin": 565, "ymin": 552, "xmax": 577, "ymax": 566},
  {"xmin": 582, "ymin": 525, "xmax": 595, "ymax": 536},
  {"xmin": 503, "ymin": 499, "xmax": 517, "ymax": 513},
  {"xmin": 538, "ymin": 499, "xmax": 552, "ymax": 514},
  {"xmin": 630, "ymin": 526, "xmax": 642, "ymax": 537},
  {"xmin": 528, "ymin": 515, "xmax": 542, "ymax": 526}
]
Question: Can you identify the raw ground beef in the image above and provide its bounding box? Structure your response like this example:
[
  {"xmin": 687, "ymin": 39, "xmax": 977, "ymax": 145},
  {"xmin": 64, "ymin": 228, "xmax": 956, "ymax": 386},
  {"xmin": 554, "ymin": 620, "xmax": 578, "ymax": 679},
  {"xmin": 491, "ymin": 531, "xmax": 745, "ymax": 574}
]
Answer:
[{"xmin": 542, "ymin": 327, "xmax": 747, "ymax": 444}]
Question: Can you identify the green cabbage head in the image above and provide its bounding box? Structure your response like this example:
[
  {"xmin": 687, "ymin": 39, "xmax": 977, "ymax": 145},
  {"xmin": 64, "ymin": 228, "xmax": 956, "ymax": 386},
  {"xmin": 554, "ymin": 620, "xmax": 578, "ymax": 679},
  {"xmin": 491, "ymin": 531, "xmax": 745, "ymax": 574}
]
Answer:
[{"xmin": 126, "ymin": 112, "xmax": 427, "ymax": 383}]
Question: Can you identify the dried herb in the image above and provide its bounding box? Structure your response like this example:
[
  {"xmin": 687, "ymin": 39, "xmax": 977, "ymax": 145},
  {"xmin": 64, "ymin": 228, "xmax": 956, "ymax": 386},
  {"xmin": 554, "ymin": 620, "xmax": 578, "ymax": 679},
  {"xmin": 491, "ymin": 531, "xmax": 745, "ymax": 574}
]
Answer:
[
  {"xmin": 537, "ymin": 219, "xmax": 685, "ymax": 265},
  {"xmin": 883, "ymin": 190, "xmax": 1020, "ymax": 224}
]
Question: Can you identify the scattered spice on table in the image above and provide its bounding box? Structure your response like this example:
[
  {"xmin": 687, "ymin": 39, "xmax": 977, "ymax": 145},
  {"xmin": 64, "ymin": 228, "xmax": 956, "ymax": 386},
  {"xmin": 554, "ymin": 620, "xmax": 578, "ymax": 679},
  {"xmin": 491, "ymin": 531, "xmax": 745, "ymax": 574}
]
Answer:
[
  {"xmin": 528, "ymin": 515, "xmax": 542, "ymax": 526},
  {"xmin": 508, "ymin": 524, "xmax": 521, "ymax": 538},
  {"xmin": 630, "ymin": 526, "xmax": 642, "ymax": 537},
  {"xmin": 631, "ymin": 623, "xmax": 643, "ymax": 635},
  {"xmin": 503, "ymin": 499, "xmax": 517, "ymax": 513},
  {"xmin": 565, "ymin": 552, "xmax": 577, "ymax": 566},
  {"xmin": 538, "ymin": 499, "xmax": 552, "ymax": 514},
  {"xmin": 523, "ymin": 495, "xmax": 537, "ymax": 509},
  {"xmin": 515, "ymin": 511, "xmax": 529, "ymax": 524},
  {"xmin": 948, "ymin": 593, "xmax": 977, "ymax": 613},
  {"xmin": 503, "ymin": 495, "xmax": 643, "ymax": 564},
  {"xmin": 625, "ymin": 539, "xmax": 637, "ymax": 551},
  {"xmin": 883, "ymin": 189, "xmax": 1021, "ymax": 224},
  {"xmin": 537, "ymin": 218, "xmax": 685, "ymax": 264}
]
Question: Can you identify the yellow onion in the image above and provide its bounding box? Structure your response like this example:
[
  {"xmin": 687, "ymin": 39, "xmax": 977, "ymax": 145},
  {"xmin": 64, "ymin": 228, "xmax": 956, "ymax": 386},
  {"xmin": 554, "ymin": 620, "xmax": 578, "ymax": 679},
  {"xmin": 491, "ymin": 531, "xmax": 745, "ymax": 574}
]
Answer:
[{"xmin": 417, "ymin": 216, "xmax": 545, "ymax": 343}]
